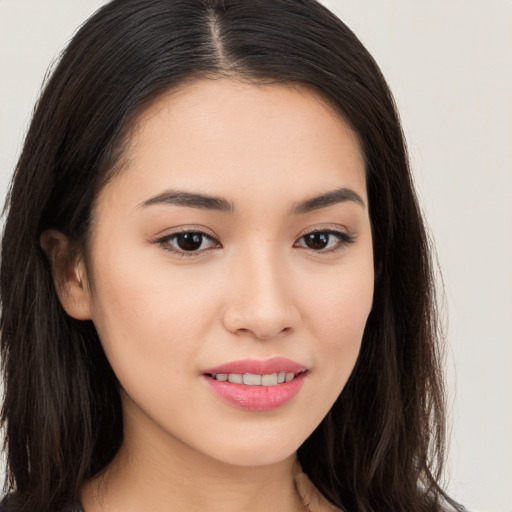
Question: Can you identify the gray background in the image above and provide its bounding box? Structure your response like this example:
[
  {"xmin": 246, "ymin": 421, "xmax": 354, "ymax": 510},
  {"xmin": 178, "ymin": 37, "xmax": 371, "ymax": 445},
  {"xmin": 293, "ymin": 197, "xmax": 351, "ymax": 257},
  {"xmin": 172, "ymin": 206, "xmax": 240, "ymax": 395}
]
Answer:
[{"xmin": 1, "ymin": 1, "xmax": 511, "ymax": 511}]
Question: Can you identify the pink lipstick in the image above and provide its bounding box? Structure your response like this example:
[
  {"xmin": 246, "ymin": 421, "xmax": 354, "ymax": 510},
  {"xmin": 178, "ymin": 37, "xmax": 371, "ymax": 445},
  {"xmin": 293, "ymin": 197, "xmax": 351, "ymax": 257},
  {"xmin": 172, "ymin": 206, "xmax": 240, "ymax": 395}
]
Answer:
[{"xmin": 201, "ymin": 357, "xmax": 308, "ymax": 412}]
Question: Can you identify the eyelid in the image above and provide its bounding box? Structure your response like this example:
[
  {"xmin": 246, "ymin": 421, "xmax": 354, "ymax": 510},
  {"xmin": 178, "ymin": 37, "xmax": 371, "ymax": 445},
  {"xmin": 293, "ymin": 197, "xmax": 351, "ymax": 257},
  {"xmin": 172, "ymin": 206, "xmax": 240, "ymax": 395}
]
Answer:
[
  {"xmin": 152, "ymin": 224, "xmax": 218, "ymax": 240},
  {"xmin": 153, "ymin": 227, "xmax": 222, "ymax": 258},
  {"xmin": 295, "ymin": 223, "xmax": 355, "ymax": 240},
  {"xmin": 294, "ymin": 227, "xmax": 356, "ymax": 253},
  {"xmin": 152, "ymin": 224, "xmax": 356, "ymax": 258}
]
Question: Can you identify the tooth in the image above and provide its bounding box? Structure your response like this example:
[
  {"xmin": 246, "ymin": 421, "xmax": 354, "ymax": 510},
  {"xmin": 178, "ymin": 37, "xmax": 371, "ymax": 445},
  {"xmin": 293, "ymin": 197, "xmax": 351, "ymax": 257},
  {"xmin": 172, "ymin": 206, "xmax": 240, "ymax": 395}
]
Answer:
[
  {"xmin": 243, "ymin": 373, "xmax": 262, "ymax": 385},
  {"xmin": 261, "ymin": 373, "xmax": 278, "ymax": 386},
  {"xmin": 222, "ymin": 372, "xmax": 296, "ymax": 385}
]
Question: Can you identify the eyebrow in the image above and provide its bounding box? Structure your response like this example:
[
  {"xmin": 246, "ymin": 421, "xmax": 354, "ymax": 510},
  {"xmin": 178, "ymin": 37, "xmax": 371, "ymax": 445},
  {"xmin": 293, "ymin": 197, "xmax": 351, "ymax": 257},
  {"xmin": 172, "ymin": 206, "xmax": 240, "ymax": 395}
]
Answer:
[
  {"xmin": 290, "ymin": 187, "xmax": 366, "ymax": 214},
  {"xmin": 139, "ymin": 186, "xmax": 365, "ymax": 214},
  {"xmin": 139, "ymin": 189, "xmax": 234, "ymax": 212}
]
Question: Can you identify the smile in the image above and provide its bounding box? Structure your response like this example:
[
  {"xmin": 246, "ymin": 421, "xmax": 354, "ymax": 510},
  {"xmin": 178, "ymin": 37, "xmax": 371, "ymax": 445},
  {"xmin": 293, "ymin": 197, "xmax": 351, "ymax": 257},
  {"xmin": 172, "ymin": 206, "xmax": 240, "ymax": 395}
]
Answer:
[
  {"xmin": 207, "ymin": 371, "xmax": 301, "ymax": 386},
  {"xmin": 202, "ymin": 357, "xmax": 308, "ymax": 411}
]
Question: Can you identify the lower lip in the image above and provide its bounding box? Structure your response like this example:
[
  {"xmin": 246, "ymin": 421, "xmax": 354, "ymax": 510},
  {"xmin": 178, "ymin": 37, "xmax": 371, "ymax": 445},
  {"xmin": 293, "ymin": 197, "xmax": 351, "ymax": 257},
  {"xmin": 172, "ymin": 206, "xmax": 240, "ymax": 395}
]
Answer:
[{"xmin": 203, "ymin": 372, "xmax": 307, "ymax": 412}]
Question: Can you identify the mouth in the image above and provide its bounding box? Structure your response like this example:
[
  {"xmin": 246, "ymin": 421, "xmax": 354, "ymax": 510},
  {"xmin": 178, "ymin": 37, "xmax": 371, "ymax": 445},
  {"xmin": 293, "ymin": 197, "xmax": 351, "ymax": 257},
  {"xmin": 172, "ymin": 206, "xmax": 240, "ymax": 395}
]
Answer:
[
  {"xmin": 201, "ymin": 357, "xmax": 308, "ymax": 411},
  {"xmin": 204, "ymin": 370, "xmax": 307, "ymax": 386}
]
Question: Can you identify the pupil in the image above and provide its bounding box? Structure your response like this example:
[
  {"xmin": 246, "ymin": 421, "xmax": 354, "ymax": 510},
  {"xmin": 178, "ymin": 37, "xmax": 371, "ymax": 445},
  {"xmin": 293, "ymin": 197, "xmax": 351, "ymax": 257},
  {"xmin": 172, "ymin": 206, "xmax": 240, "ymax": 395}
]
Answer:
[
  {"xmin": 305, "ymin": 232, "xmax": 328, "ymax": 250},
  {"xmin": 177, "ymin": 233, "xmax": 203, "ymax": 251}
]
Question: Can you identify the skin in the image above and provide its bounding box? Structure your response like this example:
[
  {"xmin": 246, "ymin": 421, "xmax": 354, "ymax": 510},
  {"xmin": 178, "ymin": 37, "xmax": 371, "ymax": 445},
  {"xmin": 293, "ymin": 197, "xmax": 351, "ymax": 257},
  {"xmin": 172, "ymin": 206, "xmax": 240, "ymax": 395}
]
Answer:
[{"xmin": 46, "ymin": 79, "xmax": 374, "ymax": 512}]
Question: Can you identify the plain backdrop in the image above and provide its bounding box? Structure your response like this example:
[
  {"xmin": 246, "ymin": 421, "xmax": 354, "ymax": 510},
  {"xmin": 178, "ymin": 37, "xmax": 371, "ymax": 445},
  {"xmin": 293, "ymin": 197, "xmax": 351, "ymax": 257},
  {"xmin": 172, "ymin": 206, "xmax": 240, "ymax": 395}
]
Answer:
[{"xmin": 1, "ymin": 1, "xmax": 511, "ymax": 511}]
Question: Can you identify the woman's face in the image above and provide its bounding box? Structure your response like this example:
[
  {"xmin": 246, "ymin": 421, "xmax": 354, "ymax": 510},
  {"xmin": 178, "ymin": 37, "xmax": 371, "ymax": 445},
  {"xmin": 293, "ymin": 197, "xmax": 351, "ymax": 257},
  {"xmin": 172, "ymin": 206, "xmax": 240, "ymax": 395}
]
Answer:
[{"xmin": 82, "ymin": 79, "xmax": 374, "ymax": 466}]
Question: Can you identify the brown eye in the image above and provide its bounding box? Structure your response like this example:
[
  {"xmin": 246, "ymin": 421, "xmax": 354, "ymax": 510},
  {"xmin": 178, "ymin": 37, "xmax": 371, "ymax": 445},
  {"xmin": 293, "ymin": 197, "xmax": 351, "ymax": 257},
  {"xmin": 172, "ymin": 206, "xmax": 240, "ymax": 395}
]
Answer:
[
  {"xmin": 174, "ymin": 232, "xmax": 205, "ymax": 251},
  {"xmin": 296, "ymin": 230, "xmax": 355, "ymax": 253},
  {"xmin": 303, "ymin": 232, "xmax": 330, "ymax": 250},
  {"xmin": 157, "ymin": 231, "xmax": 219, "ymax": 255}
]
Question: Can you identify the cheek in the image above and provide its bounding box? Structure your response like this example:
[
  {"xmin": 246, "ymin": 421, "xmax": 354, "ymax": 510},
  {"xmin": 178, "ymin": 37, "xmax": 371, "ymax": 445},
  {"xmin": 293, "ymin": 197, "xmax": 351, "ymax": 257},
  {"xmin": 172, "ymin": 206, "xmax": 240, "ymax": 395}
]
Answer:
[
  {"xmin": 88, "ymin": 267, "xmax": 205, "ymax": 423},
  {"xmin": 87, "ymin": 246, "xmax": 223, "ymax": 378},
  {"xmin": 305, "ymin": 256, "xmax": 373, "ymax": 333},
  {"xmin": 330, "ymin": 289, "xmax": 371, "ymax": 358},
  {"xmin": 301, "ymin": 259, "xmax": 374, "ymax": 383}
]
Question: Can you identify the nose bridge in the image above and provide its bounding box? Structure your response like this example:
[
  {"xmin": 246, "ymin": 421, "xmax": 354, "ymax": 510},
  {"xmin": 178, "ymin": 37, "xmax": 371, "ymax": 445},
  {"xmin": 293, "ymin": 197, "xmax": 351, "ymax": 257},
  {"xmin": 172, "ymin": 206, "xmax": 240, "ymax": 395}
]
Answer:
[{"xmin": 223, "ymin": 241, "xmax": 298, "ymax": 339}]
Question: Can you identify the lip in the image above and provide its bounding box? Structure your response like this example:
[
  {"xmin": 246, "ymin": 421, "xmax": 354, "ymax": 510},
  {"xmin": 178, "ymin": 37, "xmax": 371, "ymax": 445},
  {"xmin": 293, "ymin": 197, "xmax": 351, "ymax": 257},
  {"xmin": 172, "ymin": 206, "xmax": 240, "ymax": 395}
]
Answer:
[
  {"xmin": 201, "ymin": 357, "xmax": 308, "ymax": 412},
  {"xmin": 202, "ymin": 357, "xmax": 307, "ymax": 376}
]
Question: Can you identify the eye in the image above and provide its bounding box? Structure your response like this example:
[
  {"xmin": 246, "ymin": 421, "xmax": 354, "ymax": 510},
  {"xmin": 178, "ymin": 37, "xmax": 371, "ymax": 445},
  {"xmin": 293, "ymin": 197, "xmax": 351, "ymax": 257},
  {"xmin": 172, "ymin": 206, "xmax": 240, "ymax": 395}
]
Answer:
[
  {"xmin": 295, "ymin": 229, "xmax": 355, "ymax": 253},
  {"xmin": 156, "ymin": 230, "xmax": 220, "ymax": 255}
]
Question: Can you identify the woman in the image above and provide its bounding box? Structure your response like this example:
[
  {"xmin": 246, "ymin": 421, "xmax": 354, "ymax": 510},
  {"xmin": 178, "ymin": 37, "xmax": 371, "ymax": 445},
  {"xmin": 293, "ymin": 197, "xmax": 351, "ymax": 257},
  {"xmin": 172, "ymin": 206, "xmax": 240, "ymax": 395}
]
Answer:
[{"xmin": 0, "ymin": 0, "xmax": 463, "ymax": 511}]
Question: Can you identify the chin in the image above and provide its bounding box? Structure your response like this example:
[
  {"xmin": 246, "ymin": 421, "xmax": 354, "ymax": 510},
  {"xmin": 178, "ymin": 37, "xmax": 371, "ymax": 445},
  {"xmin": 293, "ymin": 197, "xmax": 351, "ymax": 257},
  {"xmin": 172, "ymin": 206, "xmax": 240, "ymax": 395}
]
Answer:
[
  {"xmin": 204, "ymin": 428, "xmax": 309, "ymax": 467},
  {"xmin": 212, "ymin": 447, "xmax": 297, "ymax": 467}
]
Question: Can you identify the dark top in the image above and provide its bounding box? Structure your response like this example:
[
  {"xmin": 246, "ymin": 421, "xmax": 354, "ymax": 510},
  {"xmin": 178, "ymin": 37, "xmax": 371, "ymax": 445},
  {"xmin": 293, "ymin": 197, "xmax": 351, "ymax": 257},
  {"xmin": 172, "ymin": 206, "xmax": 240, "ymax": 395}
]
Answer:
[{"xmin": 0, "ymin": 496, "xmax": 83, "ymax": 512}]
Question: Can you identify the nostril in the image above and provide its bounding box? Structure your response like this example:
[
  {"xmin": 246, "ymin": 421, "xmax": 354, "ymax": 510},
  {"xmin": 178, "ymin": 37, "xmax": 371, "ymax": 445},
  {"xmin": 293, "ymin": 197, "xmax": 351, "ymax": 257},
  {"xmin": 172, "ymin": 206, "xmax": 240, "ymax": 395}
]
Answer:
[{"xmin": 222, "ymin": 302, "xmax": 299, "ymax": 340}]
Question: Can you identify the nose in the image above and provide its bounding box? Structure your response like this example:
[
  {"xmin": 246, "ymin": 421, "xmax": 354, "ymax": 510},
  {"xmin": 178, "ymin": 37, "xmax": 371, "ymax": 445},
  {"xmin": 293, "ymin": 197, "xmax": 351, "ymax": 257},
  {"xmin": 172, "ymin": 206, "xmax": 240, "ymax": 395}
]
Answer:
[{"xmin": 222, "ymin": 249, "xmax": 300, "ymax": 340}]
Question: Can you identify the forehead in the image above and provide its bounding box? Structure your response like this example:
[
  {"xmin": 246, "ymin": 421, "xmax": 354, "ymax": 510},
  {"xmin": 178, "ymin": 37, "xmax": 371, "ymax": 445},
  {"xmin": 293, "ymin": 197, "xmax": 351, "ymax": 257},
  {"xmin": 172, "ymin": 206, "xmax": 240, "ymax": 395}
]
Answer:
[{"xmin": 99, "ymin": 78, "xmax": 367, "ymax": 210}]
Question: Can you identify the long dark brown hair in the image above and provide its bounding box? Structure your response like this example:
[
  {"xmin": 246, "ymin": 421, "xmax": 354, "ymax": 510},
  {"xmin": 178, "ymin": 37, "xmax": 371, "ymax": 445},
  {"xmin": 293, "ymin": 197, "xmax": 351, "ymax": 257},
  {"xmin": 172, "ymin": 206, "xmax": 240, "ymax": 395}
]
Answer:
[{"xmin": 1, "ymin": 1, "xmax": 462, "ymax": 511}]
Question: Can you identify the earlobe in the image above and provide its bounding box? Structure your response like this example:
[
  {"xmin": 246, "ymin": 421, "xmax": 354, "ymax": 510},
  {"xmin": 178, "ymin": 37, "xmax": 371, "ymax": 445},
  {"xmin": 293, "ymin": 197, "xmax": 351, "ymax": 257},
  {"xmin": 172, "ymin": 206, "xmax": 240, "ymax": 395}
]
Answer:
[{"xmin": 40, "ymin": 230, "xmax": 93, "ymax": 320}]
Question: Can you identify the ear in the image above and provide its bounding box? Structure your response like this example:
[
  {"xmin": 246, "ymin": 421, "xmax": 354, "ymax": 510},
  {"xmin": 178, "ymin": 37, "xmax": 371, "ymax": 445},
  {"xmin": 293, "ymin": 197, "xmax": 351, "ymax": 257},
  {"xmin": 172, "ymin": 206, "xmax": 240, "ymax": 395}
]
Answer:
[{"xmin": 40, "ymin": 229, "xmax": 92, "ymax": 320}]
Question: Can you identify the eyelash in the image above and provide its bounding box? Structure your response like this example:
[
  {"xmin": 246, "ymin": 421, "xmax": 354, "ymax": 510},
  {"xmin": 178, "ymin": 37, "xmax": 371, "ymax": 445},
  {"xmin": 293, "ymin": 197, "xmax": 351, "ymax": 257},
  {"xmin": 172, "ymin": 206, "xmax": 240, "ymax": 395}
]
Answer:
[
  {"xmin": 155, "ymin": 230, "xmax": 220, "ymax": 258},
  {"xmin": 294, "ymin": 229, "xmax": 356, "ymax": 252},
  {"xmin": 155, "ymin": 228, "xmax": 356, "ymax": 258}
]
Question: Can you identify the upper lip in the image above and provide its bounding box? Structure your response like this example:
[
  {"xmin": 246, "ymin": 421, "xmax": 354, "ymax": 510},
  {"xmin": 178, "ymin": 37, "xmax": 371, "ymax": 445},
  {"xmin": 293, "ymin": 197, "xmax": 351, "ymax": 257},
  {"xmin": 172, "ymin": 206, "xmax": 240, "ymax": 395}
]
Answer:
[{"xmin": 202, "ymin": 357, "xmax": 307, "ymax": 376}]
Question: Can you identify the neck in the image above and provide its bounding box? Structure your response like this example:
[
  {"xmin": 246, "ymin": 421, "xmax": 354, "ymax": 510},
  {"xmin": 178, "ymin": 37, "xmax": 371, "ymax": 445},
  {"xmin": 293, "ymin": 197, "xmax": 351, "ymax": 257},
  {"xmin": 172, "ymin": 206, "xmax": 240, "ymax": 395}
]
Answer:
[{"xmin": 81, "ymin": 399, "xmax": 303, "ymax": 512}]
